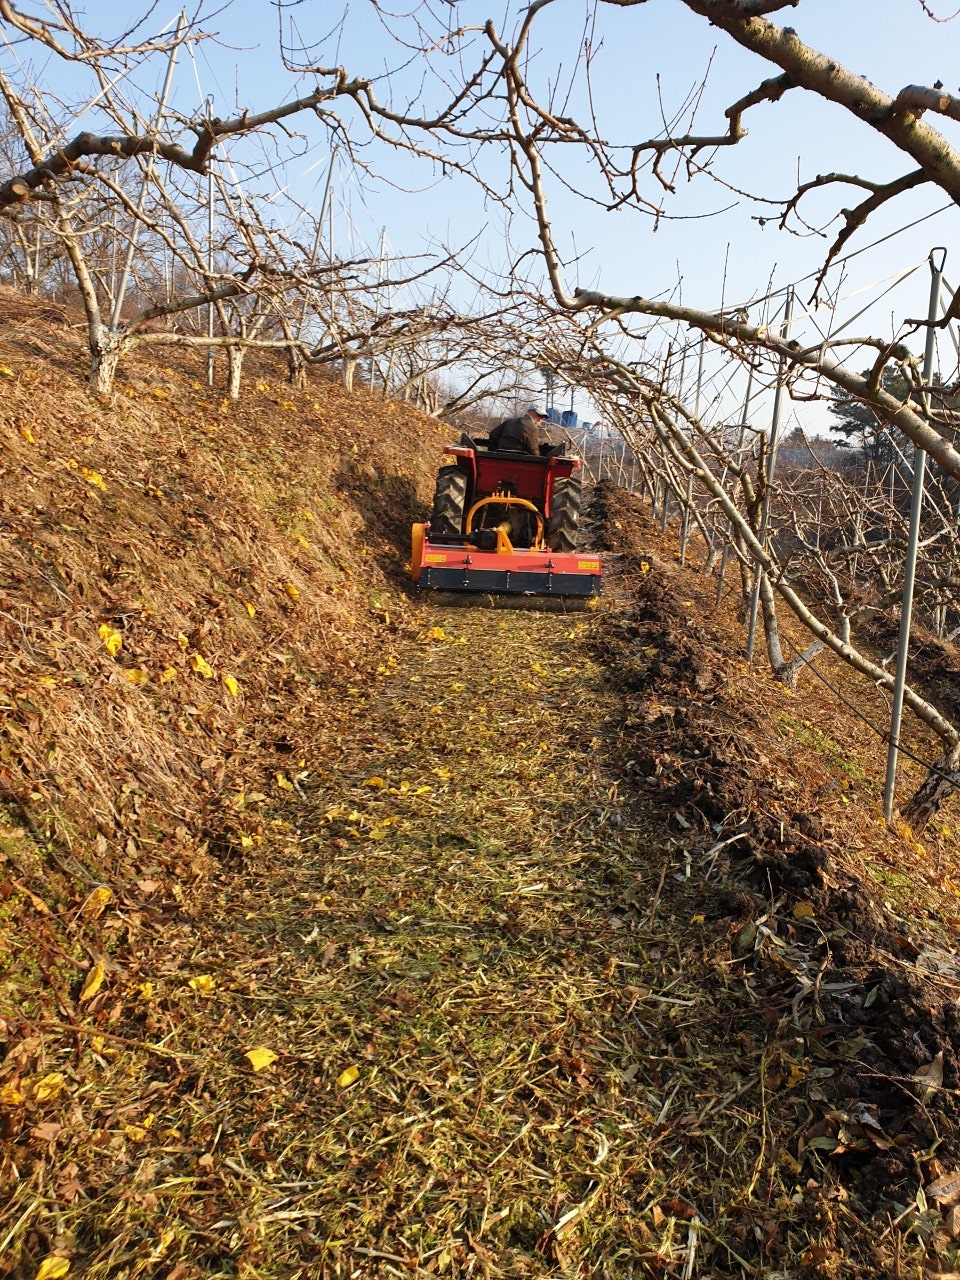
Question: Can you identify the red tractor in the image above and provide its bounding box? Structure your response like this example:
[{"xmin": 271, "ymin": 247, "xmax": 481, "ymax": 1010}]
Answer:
[{"xmin": 411, "ymin": 435, "xmax": 602, "ymax": 596}]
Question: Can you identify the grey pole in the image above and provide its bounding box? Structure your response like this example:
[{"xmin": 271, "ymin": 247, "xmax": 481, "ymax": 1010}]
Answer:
[
  {"xmin": 297, "ymin": 147, "xmax": 337, "ymax": 341},
  {"xmin": 883, "ymin": 248, "xmax": 947, "ymax": 822},
  {"xmin": 206, "ymin": 95, "xmax": 216, "ymax": 389},
  {"xmin": 680, "ymin": 336, "xmax": 706, "ymax": 564},
  {"xmin": 746, "ymin": 288, "xmax": 794, "ymax": 661},
  {"xmin": 110, "ymin": 11, "xmax": 186, "ymax": 329}
]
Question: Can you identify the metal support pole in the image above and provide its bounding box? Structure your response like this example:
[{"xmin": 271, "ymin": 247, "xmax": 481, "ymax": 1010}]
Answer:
[
  {"xmin": 883, "ymin": 248, "xmax": 946, "ymax": 821},
  {"xmin": 746, "ymin": 289, "xmax": 794, "ymax": 661},
  {"xmin": 298, "ymin": 148, "xmax": 337, "ymax": 341},
  {"xmin": 680, "ymin": 336, "xmax": 706, "ymax": 565},
  {"xmin": 110, "ymin": 11, "xmax": 185, "ymax": 329},
  {"xmin": 206, "ymin": 99, "xmax": 216, "ymax": 388}
]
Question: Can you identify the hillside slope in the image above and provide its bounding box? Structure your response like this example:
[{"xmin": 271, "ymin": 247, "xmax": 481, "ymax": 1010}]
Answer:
[
  {"xmin": 3, "ymin": 295, "xmax": 960, "ymax": 1279},
  {"xmin": 0, "ymin": 288, "xmax": 446, "ymax": 886}
]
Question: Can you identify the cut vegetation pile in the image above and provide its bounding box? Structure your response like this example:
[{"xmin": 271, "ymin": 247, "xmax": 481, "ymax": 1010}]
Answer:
[{"xmin": 3, "ymin": 294, "xmax": 960, "ymax": 1279}]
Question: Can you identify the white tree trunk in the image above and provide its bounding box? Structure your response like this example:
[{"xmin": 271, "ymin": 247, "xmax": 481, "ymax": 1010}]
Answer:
[
  {"xmin": 89, "ymin": 325, "xmax": 126, "ymax": 401},
  {"xmin": 226, "ymin": 345, "xmax": 244, "ymax": 400}
]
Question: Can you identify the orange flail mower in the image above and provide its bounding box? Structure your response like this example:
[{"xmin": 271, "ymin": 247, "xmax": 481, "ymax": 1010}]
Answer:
[{"xmin": 411, "ymin": 434, "xmax": 602, "ymax": 597}]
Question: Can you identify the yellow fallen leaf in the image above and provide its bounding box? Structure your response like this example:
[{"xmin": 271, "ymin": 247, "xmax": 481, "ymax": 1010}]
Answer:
[
  {"xmin": 98, "ymin": 624, "xmax": 122, "ymax": 656},
  {"xmin": 245, "ymin": 1047, "xmax": 278, "ymax": 1072},
  {"xmin": 177, "ymin": 632, "xmax": 190, "ymax": 650},
  {"xmin": 190, "ymin": 653, "xmax": 214, "ymax": 678},
  {"xmin": 222, "ymin": 674, "xmax": 239, "ymax": 697},
  {"xmin": 337, "ymin": 1064, "xmax": 360, "ymax": 1088},
  {"xmin": 123, "ymin": 668, "xmax": 149, "ymax": 685},
  {"xmin": 363, "ymin": 777, "xmax": 386, "ymax": 789},
  {"xmin": 19, "ymin": 426, "xmax": 35, "ymax": 443},
  {"xmin": 243, "ymin": 600, "xmax": 256, "ymax": 618},
  {"xmin": 160, "ymin": 666, "xmax": 177, "ymax": 683},
  {"xmin": 792, "ymin": 902, "xmax": 816, "ymax": 921},
  {"xmin": 124, "ymin": 1124, "xmax": 149, "ymax": 1142},
  {"xmin": 284, "ymin": 582, "xmax": 300, "ymax": 601},
  {"xmin": 80, "ymin": 467, "xmax": 105, "ymax": 490},
  {"xmin": 0, "ymin": 364, "xmax": 15, "ymax": 378},
  {"xmin": 428, "ymin": 626, "xmax": 447, "ymax": 641},
  {"xmin": 0, "ymin": 1083, "xmax": 25, "ymax": 1106},
  {"xmin": 79, "ymin": 963, "xmax": 105, "ymax": 1003},
  {"xmin": 136, "ymin": 981, "xmax": 154, "ymax": 1002},
  {"xmin": 81, "ymin": 886, "xmax": 113, "ymax": 920},
  {"xmin": 38, "ymin": 675, "xmax": 58, "ymax": 688},
  {"xmin": 32, "ymin": 1073, "xmax": 66, "ymax": 1103},
  {"xmin": 35, "ymin": 1258, "xmax": 71, "ymax": 1280},
  {"xmin": 275, "ymin": 772, "xmax": 293, "ymax": 791},
  {"xmin": 188, "ymin": 975, "xmax": 216, "ymax": 994}
]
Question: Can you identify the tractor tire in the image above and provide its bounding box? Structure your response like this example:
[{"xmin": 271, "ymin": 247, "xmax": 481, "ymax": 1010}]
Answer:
[
  {"xmin": 430, "ymin": 465, "xmax": 468, "ymax": 537},
  {"xmin": 546, "ymin": 476, "xmax": 581, "ymax": 552}
]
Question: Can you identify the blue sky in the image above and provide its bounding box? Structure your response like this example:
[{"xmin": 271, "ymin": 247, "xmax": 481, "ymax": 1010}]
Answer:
[{"xmin": 6, "ymin": 0, "xmax": 960, "ymax": 428}]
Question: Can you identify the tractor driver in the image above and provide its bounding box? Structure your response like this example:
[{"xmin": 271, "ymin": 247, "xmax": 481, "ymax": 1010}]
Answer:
[{"xmin": 487, "ymin": 405, "xmax": 548, "ymax": 454}]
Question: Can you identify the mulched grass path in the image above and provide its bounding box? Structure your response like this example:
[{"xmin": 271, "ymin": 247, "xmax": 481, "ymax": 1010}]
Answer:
[{"xmin": 5, "ymin": 599, "xmax": 862, "ymax": 1279}]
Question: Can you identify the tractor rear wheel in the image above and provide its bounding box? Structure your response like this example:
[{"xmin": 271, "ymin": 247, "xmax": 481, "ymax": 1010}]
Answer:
[
  {"xmin": 546, "ymin": 476, "xmax": 581, "ymax": 552},
  {"xmin": 430, "ymin": 465, "xmax": 468, "ymax": 537}
]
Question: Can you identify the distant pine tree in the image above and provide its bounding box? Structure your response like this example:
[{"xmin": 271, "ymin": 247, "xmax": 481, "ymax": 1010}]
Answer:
[{"xmin": 827, "ymin": 369, "xmax": 910, "ymax": 473}]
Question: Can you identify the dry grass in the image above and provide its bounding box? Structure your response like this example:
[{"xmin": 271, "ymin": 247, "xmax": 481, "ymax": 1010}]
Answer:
[
  {"xmin": 3, "ymin": 292, "xmax": 960, "ymax": 1278},
  {"xmin": 2, "ymin": 603, "xmax": 813, "ymax": 1278}
]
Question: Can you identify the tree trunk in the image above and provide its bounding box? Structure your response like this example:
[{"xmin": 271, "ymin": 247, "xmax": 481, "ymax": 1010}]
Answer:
[
  {"xmin": 89, "ymin": 325, "xmax": 126, "ymax": 401},
  {"xmin": 226, "ymin": 345, "xmax": 244, "ymax": 400},
  {"xmin": 342, "ymin": 358, "xmax": 357, "ymax": 391},
  {"xmin": 286, "ymin": 344, "xmax": 306, "ymax": 389},
  {"xmin": 902, "ymin": 744, "xmax": 960, "ymax": 832}
]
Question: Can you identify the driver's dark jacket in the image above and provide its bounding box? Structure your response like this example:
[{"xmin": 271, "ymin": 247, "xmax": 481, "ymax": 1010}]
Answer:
[{"xmin": 487, "ymin": 416, "xmax": 542, "ymax": 454}]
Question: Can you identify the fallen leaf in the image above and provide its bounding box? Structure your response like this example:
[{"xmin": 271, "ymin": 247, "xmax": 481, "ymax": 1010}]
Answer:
[
  {"xmin": 123, "ymin": 668, "xmax": 149, "ymax": 685},
  {"xmin": 915, "ymin": 1050, "xmax": 944, "ymax": 1101},
  {"xmin": 32, "ymin": 1073, "xmax": 66, "ymax": 1103},
  {"xmin": 35, "ymin": 1258, "xmax": 71, "ymax": 1280},
  {"xmin": 926, "ymin": 1170, "xmax": 960, "ymax": 1206},
  {"xmin": 30, "ymin": 1122, "xmax": 62, "ymax": 1143},
  {"xmin": 222, "ymin": 674, "xmax": 239, "ymax": 697},
  {"xmin": 792, "ymin": 902, "xmax": 816, "ymax": 921},
  {"xmin": 244, "ymin": 1047, "xmax": 278, "ymax": 1072},
  {"xmin": 81, "ymin": 885, "xmax": 113, "ymax": 920},
  {"xmin": 97, "ymin": 624, "xmax": 122, "ymax": 656},
  {"xmin": 190, "ymin": 653, "xmax": 214, "ymax": 678},
  {"xmin": 243, "ymin": 601, "xmax": 256, "ymax": 617},
  {"xmin": 284, "ymin": 582, "xmax": 300, "ymax": 601},
  {"xmin": 79, "ymin": 963, "xmax": 105, "ymax": 1003},
  {"xmin": 188, "ymin": 975, "xmax": 216, "ymax": 995},
  {"xmin": 337, "ymin": 1064, "xmax": 360, "ymax": 1088}
]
